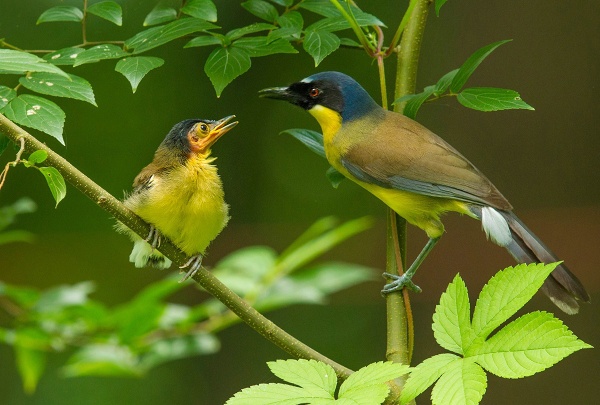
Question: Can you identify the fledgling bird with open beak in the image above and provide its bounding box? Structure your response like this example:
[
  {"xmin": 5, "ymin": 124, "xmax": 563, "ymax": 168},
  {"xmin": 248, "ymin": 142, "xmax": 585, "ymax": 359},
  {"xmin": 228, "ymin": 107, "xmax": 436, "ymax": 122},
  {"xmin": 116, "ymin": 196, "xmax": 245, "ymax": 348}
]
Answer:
[{"xmin": 117, "ymin": 116, "xmax": 237, "ymax": 281}]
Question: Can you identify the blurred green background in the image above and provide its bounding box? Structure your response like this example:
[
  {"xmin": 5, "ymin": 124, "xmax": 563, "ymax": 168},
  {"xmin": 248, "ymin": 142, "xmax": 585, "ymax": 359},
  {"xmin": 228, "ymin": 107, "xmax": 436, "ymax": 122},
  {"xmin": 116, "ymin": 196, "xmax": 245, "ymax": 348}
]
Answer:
[{"xmin": 1, "ymin": 0, "xmax": 598, "ymax": 404}]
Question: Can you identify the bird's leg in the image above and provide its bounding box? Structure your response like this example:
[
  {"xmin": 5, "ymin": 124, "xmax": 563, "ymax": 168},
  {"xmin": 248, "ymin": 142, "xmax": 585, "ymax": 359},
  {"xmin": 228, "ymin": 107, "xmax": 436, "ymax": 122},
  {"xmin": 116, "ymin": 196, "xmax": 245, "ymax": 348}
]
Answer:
[
  {"xmin": 144, "ymin": 225, "xmax": 162, "ymax": 249},
  {"xmin": 382, "ymin": 237, "xmax": 440, "ymax": 294},
  {"xmin": 179, "ymin": 254, "xmax": 204, "ymax": 282}
]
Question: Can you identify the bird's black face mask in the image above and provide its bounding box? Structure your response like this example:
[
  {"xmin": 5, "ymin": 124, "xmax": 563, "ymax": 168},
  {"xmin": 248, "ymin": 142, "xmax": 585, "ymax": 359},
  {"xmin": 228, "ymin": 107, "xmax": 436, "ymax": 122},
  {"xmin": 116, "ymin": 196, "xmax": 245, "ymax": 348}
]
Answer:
[{"xmin": 259, "ymin": 80, "xmax": 344, "ymax": 114}]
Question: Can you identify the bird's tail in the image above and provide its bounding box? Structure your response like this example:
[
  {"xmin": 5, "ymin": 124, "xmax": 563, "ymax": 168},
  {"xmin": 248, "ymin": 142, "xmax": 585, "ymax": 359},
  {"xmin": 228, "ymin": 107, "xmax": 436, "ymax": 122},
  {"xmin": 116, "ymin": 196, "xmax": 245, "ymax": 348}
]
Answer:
[
  {"xmin": 471, "ymin": 206, "xmax": 589, "ymax": 314},
  {"xmin": 115, "ymin": 222, "xmax": 172, "ymax": 270}
]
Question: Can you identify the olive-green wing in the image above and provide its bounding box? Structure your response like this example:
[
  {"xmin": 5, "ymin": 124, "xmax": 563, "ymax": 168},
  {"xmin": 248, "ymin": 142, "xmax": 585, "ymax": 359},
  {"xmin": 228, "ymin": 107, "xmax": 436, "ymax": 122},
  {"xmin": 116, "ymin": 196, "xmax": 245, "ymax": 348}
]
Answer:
[{"xmin": 340, "ymin": 111, "xmax": 512, "ymax": 210}]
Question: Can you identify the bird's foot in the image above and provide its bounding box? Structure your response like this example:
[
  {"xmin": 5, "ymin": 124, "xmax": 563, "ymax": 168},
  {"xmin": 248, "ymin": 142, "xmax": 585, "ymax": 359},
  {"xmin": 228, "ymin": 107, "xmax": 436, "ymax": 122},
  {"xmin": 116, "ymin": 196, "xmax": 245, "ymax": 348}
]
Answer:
[
  {"xmin": 144, "ymin": 225, "xmax": 162, "ymax": 249},
  {"xmin": 381, "ymin": 272, "xmax": 422, "ymax": 294},
  {"xmin": 179, "ymin": 254, "xmax": 203, "ymax": 282}
]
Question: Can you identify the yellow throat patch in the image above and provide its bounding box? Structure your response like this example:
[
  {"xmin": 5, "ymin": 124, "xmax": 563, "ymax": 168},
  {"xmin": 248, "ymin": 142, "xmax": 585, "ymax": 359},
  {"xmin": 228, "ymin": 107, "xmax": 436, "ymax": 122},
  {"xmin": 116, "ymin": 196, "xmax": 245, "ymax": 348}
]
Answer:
[{"xmin": 308, "ymin": 105, "xmax": 342, "ymax": 142}]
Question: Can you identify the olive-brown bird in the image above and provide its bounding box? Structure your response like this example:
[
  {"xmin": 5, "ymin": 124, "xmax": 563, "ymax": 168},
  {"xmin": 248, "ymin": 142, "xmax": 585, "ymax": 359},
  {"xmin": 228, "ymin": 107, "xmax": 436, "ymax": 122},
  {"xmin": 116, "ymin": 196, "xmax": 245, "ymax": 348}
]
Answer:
[
  {"xmin": 259, "ymin": 71, "xmax": 589, "ymax": 314},
  {"xmin": 117, "ymin": 116, "xmax": 237, "ymax": 281}
]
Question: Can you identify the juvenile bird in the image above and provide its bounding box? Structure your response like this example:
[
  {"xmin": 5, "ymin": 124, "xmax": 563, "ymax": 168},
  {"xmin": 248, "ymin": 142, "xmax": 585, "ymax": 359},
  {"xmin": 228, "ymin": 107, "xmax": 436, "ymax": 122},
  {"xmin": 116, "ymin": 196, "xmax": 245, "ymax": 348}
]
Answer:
[
  {"xmin": 259, "ymin": 71, "xmax": 589, "ymax": 314},
  {"xmin": 118, "ymin": 116, "xmax": 237, "ymax": 281}
]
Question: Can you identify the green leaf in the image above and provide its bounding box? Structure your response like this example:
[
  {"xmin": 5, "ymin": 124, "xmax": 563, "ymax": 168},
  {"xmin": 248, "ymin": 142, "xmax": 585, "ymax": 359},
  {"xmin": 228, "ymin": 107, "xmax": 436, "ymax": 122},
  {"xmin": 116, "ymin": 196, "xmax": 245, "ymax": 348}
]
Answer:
[
  {"xmin": 267, "ymin": 27, "xmax": 300, "ymax": 43},
  {"xmin": 34, "ymin": 282, "xmax": 93, "ymax": 313},
  {"xmin": 0, "ymin": 197, "xmax": 37, "ymax": 232},
  {"xmin": 0, "ymin": 85, "xmax": 16, "ymax": 109},
  {"xmin": 184, "ymin": 35, "xmax": 223, "ymax": 48},
  {"xmin": 0, "ymin": 230, "xmax": 35, "ymax": 245},
  {"xmin": 38, "ymin": 167, "xmax": 67, "ymax": 207},
  {"xmin": 471, "ymin": 263, "xmax": 558, "ymax": 340},
  {"xmin": 325, "ymin": 166, "xmax": 345, "ymax": 188},
  {"xmin": 182, "ymin": 0, "xmax": 218, "ymax": 22},
  {"xmin": 303, "ymin": 30, "xmax": 340, "ymax": 66},
  {"xmin": 212, "ymin": 246, "xmax": 277, "ymax": 295},
  {"xmin": 306, "ymin": 13, "xmax": 385, "ymax": 33},
  {"xmin": 131, "ymin": 274, "xmax": 188, "ymax": 305},
  {"xmin": 73, "ymin": 44, "xmax": 129, "ymax": 67},
  {"xmin": 431, "ymin": 359, "xmax": 487, "ymax": 405},
  {"xmin": 42, "ymin": 47, "xmax": 85, "ymax": 66},
  {"xmin": 226, "ymin": 383, "xmax": 319, "ymax": 405},
  {"xmin": 241, "ymin": 0, "xmax": 279, "ymax": 23},
  {"xmin": 2, "ymin": 95, "xmax": 65, "ymax": 144},
  {"xmin": 339, "ymin": 361, "xmax": 409, "ymax": 398},
  {"xmin": 396, "ymin": 85, "xmax": 435, "ymax": 119},
  {"xmin": 281, "ymin": 128, "xmax": 325, "ymax": 157},
  {"xmin": 450, "ymin": 40, "xmax": 512, "ymax": 93},
  {"xmin": 290, "ymin": 262, "xmax": 376, "ymax": 296},
  {"xmin": 277, "ymin": 10, "xmax": 304, "ymax": 31},
  {"xmin": 110, "ymin": 302, "xmax": 164, "ymax": 343},
  {"xmin": 204, "ymin": 46, "xmax": 251, "ymax": 97},
  {"xmin": 0, "ymin": 134, "xmax": 10, "ymax": 157},
  {"xmin": 143, "ymin": 4, "xmax": 177, "ymax": 26},
  {"xmin": 400, "ymin": 353, "xmax": 459, "ymax": 404},
  {"xmin": 15, "ymin": 341, "xmax": 47, "ymax": 393},
  {"xmin": 141, "ymin": 333, "xmax": 220, "ymax": 370},
  {"xmin": 27, "ymin": 150, "xmax": 48, "ymax": 165},
  {"xmin": 270, "ymin": 0, "xmax": 293, "ymax": 6},
  {"xmin": 269, "ymin": 359, "xmax": 336, "ymax": 397},
  {"xmin": 126, "ymin": 18, "xmax": 218, "ymax": 54},
  {"xmin": 432, "ymin": 274, "xmax": 476, "ymax": 355},
  {"xmin": 226, "ymin": 23, "xmax": 276, "ymax": 41},
  {"xmin": 19, "ymin": 72, "xmax": 97, "ymax": 106},
  {"xmin": 115, "ymin": 56, "xmax": 164, "ymax": 93},
  {"xmin": 435, "ymin": 0, "xmax": 449, "ymax": 16},
  {"xmin": 63, "ymin": 343, "xmax": 141, "ymax": 377},
  {"xmin": 0, "ymin": 50, "xmax": 70, "ymax": 78},
  {"xmin": 233, "ymin": 37, "xmax": 297, "ymax": 57},
  {"xmin": 37, "ymin": 5, "xmax": 83, "ymax": 24},
  {"xmin": 0, "ymin": 281, "xmax": 39, "ymax": 307},
  {"xmin": 471, "ymin": 311, "xmax": 592, "ymax": 378},
  {"xmin": 339, "ymin": 37, "xmax": 362, "ymax": 47},
  {"xmin": 433, "ymin": 69, "xmax": 459, "ymax": 95},
  {"xmin": 299, "ymin": 0, "xmax": 367, "ymax": 18},
  {"xmin": 87, "ymin": 1, "xmax": 123, "ymax": 26},
  {"xmin": 457, "ymin": 87, "xmax": 535, "ymax": 112}
]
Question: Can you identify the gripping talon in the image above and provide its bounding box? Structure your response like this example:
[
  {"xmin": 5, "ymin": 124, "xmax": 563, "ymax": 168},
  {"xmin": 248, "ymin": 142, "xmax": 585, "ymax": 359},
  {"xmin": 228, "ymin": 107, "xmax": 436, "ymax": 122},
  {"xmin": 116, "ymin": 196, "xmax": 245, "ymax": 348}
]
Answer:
[
  {"xmin": 381, "ymin": 272, "xmax": 422, "ymax": 294},
  {"xmin": 179, "ymin": 254, "xmax": 203, "ymax": 282},
  {"xmin": 144, "ymin": 225, "xmax": 162, "ymax": 249}
]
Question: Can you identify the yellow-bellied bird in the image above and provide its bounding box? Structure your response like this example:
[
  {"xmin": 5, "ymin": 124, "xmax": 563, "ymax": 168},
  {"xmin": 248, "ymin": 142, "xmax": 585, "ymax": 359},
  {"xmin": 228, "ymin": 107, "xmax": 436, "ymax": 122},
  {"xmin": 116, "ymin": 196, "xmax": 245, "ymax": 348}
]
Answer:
[
  {"xmin": 259, "ymin": 71, "xmax": 589, "ymax": 314},
  {"xmin": 117, "ymin": 116, "xmax": 236, "ymax": 281}
]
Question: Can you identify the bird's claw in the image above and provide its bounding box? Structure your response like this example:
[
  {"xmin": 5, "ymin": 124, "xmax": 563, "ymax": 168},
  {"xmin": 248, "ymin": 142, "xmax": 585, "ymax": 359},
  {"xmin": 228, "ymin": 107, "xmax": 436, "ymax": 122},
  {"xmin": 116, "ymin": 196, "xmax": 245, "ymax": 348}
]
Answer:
[
  {"xmin": 145, "ymin": 225, "xmax": 162, "ymax": 249},
  {"xmin": 179, "ymin": 254, "xmax": 203, "ymax": 282},
  {"xmin": 381, "ymin": 272, "xmax": 422, "ymax": 294}
]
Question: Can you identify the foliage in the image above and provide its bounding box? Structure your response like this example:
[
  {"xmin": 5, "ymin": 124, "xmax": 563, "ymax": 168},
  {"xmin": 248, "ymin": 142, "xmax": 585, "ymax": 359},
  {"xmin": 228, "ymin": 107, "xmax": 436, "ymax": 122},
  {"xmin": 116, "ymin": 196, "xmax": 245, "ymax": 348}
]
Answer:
[
  {"xmin": 399, "ymin": 263, "xmax": 591, "ymax": 405},
  {"xmin": 226, "ymin": 359, "xmax": 409, "ymax": 404},
  {"xmin": 0, "ymin": 216, "xmax": 376, "ymax": 392}
]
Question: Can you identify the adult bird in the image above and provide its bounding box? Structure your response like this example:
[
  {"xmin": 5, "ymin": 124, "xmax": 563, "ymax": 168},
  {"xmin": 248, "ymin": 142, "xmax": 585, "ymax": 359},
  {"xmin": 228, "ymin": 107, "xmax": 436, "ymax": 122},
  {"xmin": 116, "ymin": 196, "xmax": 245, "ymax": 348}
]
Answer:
[
  {"xmin": 259, "ymin": 71, "xmax": 589, "ymax": 314},
  {"xmin": 117, "ymin": 116, "xmax": 237, "ymax": 281}
]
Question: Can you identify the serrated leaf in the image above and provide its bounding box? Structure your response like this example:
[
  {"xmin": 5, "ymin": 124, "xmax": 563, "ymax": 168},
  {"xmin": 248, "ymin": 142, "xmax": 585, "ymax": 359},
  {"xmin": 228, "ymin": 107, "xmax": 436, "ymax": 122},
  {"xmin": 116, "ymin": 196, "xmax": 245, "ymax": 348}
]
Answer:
[
  {"xmin": 434, "ymin": 69, "xmax": 459, "ymax": 95},
  {"xmin": 63, "ymin": 343, "xmax": 141, "ymax": 377},
  {"xmin": 226, "ymin": 23, "xmax": 276, "ymax": 41},
  {"xmin": 341, "ymin": 385, "xmax": 389, "ymax": 404},
  {"xmin": 204, "ymin": 46, "xmax": 251, "ymax": 97},
  {"xmin": 303, "ymin": 30, "xmax": 340, "ymax": 66},
  {"xmin": 126, "ymin": 18, "xmax": 218, "ymax": 54},
  {"xmin": 15, "ymin": 342, "xmax": 46, "ymax": 393},
  {"xmin": 450, "ymin": 40, "xmax": 512, "ymax": 93},
  {"xmin": 73, "ymin": 44, "xmax": 129, "ymax": 67},
  {"xmin": 267, "ymin": 27, "xmax": 301, "ymax": 42},
  {"xmin": 431, "ymin": 359, "xmax": 486, "ymax": 405},
  {"xmin": 233, "ymin": 37, "xmax": 297, "ymax": 57},
  {"xmin": 2, "ymin": 95, "xmax": 65, "ymax": 144},
  {"xmin": 326, "ymin": 166, "xmax": 345, "ymax": 188},
  {"xmin": 37, "ymin": 5, "xmax": 83, "ymax": 24},
  {"xmin": 143, "ymin": 5, "xmax": 177, "ymax": 26},
  {"xmin": 87, "ymin": 1, "xmax": 123, "ymax": 26},
  {"xmin": 115, "ymin": 56, "xmax": 164, "ymax": 93},
  {"xmin": 226, "ymin": 383, "xmax": 320, "ymax": 405},
  {"xmin": 471, "ymin": 263, "xmax": 558, "ymax": 340},
  {"xmin": 340, "ymin": 361, "xmax": 409, "ymax": 397},
  {"xmin": 140, "ymin": 333, "xmax": 220, "ymax": 370},
  {"xmin": 19, "ymin": 72, "xmax": 97, "ymax": 106},
  {"xmin": 396, "ymin": 86, "xmax": 435, "ymax": 119},
  {"xmin": 242, "ymin": 0, "xmax": 279, "ymax": 23},
  {"xmin": 42, "ymin": 47, "xmax": 85, "ymax": 66},
  {"xmin": 471, "ymin": 311, "xmax": 591, "ymax": 378},
  {"xmin": 432, "ymin": 274, "xmax": 475, "ymax": 355},
  {"xmin": 281, "ymin": 128, "xmax": 325, "ymax": 157},
  {"xmin": 400, "ymin": 353, "xmax": 459, "ymax": 404},
  {"xmin": 457, "ymin": 87, "xmax": 534, "ymax": 112},
  {"xmin": 435, "ymin": 0, "xmax": 449, "ymax": 16},
  {"xmin": 27, "ymin": 150, "xmax": 48, "ymax": 165},
  {"xmin": 268, "ymin": 359, "xmax": 336, "ymax": 397},
  {"xmin": 0, "ymin": 85, "xmax": 16, "ymax": 109},
  {"xmin": 277, "ymin": 11, "xmax": 303, "ymax": 30},
  {"xmin": 182, "ymin": 0, "xmax": 218, "ymax": 22},
  {"xmin": 0, "ymin": 50, "xmax": 70, "ymax": 78},
  {"xmin": 38, "ymin": 167, "xmax": 67, "ymax": 207},
  {"xmin": 184, "ymin": 35, "xmax": 222, "ymax": 48}
]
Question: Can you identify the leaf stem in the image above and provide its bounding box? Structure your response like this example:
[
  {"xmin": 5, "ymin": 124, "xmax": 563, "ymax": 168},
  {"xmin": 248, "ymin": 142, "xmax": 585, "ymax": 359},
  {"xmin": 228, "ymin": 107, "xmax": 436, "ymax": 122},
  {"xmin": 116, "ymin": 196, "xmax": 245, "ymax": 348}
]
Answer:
[
  {"xmin": 0, "ymin": 113, "xmax": 354, "ymax": 380},
  {"xmin": 329, "ymin": 0, "xmax": 376, "ymax": 54}
]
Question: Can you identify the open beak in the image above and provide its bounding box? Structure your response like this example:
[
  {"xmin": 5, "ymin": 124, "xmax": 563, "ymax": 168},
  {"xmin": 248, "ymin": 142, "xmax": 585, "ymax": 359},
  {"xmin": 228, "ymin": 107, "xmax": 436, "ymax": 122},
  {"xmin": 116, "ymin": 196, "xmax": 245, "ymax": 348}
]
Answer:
[{"xmin": 199, "ymin": 115, "xmax": 238, "ymax": 152}]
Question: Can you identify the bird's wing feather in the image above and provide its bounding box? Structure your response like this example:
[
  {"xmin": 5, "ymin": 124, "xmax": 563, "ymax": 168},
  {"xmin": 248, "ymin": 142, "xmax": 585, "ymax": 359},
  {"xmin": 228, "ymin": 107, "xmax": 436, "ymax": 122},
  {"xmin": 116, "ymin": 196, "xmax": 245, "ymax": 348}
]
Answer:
[{"xmin": 341, "ymin": 112, "xmax": 512, "ymax": 209}]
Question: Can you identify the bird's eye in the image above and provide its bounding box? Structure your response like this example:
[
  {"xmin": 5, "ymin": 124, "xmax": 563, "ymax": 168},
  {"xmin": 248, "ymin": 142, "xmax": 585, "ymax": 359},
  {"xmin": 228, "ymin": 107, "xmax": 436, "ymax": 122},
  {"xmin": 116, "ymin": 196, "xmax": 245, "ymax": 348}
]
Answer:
[
  {"xmin": 309, "ymin": 88, "xmax": 320, "ymax": 98},
  {"xmin": 199, "ymin": 124, "xmax": 209, "ymax": 132}
]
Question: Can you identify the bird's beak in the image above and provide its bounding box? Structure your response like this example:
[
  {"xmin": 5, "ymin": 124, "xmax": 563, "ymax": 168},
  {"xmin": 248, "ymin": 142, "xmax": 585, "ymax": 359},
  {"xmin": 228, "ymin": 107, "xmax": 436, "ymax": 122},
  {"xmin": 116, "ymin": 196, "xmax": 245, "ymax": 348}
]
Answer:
[
  {"xmin": 258, "ymin": 86, "xmax": 292, "ymax": 101},
  {"xmin": 197, "ymin": 115, "xmax": 238, "ymax": 153}
]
